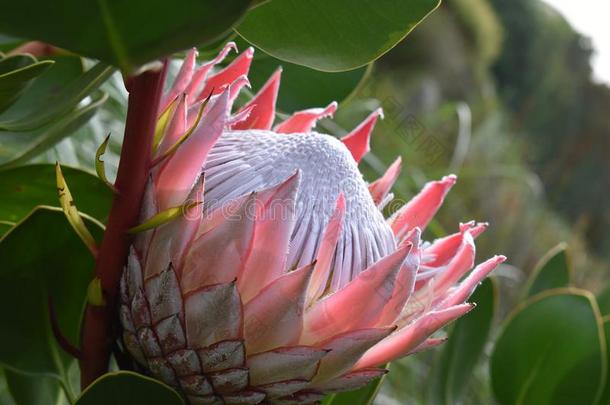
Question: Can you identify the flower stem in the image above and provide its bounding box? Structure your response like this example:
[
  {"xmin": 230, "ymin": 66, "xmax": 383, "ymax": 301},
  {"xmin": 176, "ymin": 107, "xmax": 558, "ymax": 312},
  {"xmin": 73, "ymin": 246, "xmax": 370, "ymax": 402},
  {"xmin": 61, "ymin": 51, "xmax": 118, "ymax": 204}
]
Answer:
[{"xmin": 79, "ymin": 62, "xmax": 167, "ymax": 388}]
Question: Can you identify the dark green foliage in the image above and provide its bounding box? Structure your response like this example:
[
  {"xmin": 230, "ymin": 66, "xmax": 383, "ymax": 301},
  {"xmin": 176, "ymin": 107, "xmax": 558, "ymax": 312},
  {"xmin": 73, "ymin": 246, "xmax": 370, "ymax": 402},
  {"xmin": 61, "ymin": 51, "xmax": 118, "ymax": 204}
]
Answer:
[
  {"xmin": 0, "ymin": 0, "xmax": 252, "ymax": 73},
  {"xmin": 0, "ymin": 164, "xmax": 113, "ymax": 224},
  {"xmin": 76, "ymin": 372, "xmax": 183, "ymax": 405},
  {"xmin": 0, "ymin": 207, "xmax": 102, "ymax": 376}
]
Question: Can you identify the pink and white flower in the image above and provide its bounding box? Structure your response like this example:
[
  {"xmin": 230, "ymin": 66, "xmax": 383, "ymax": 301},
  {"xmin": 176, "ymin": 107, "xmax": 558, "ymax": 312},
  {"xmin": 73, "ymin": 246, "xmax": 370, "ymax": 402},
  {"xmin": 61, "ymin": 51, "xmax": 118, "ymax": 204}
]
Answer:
[{"xmin": 119, "ymin": 43, "xmax": 505, "ymax": 404}]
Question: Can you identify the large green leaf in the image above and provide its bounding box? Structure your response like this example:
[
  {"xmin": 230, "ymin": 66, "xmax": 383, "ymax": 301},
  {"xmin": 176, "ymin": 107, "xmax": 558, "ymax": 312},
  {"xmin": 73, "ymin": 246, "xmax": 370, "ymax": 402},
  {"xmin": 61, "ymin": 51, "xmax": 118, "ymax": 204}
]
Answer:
[
  {"xmin": 490, "ymin": 289, "xmax": 605, "ymax": 405},
  {"xmin": 597, "ymin": 319, "xmax": 610, "ymax": 404},
  {"xmin": 0, "ymin": 92, "xmax": 107, "ymax": 168},
  {"xmin": 76, "ymin": 372, "xmax": 183, "ymax": 405},
  {"xmin": 236, "ymin": 0, "xmax": 441, "ymax": 72},
  {"xmin": 428, "ymin": 278, "xmax": 497, "ymax": 404},
  {"xmin": 0, "ymin": 164, "xmax": 113, "ymax": 224},
  {"xmin": 0, "ymin": 57, "xmax": 114, "ymax": 132},
  {"xmin": 245, "ymin": 48, "xmax": 371, "ymax": 112},
  {"xmin": 0, "ymin": 54, "xmax": 54, "ymax": 113},
  {"xmin": 4, "ymin": 369, "xmax": 63, "ymax": 405},
  {"xmin": 0, "ymin": 207, "xmax": 102, "ymax": 377},
  {"xmin": 0, "ymin": 35, "xmax": 24, "ymax": 53},
  {"xmin": 0, "ymin": 0, "xmax": 252, "ymax": 72},
  {"xmin": 0, "ymin": 369, "xmax": 17, "ymax": 405},
  {"xmin": 33, "ymin": 72, "xmax": 127, "ymax": 177},
  {"xmin": 523, "ymin": 242, "xmax": 571, "ymax": 298},
  {"xmin": 0, "ymin": 222, "xmax": 12, "ymax": 237},
  {"xmin": 597, "ymin": 287, "xmax": 610, "ymax": 316},
  {"xmin": 0, "ymin": 56, "xmax": 112, "ymax": 167}
]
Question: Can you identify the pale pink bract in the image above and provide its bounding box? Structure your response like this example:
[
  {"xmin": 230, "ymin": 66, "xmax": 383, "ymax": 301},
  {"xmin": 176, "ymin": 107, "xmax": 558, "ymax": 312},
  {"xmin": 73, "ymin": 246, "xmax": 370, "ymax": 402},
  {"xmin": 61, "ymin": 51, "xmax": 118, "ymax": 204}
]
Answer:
[{"xmin": 119, "ymin": 43, "xmax": 505, "ymax": 404}]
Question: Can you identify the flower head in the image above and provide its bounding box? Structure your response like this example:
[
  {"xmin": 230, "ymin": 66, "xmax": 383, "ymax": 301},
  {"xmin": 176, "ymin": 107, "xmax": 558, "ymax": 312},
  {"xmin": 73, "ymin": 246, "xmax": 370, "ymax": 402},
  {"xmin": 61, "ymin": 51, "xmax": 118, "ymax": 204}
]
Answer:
[{"xmin": 119, "ymin": 43, "xmax": 505, "ymax": 404}]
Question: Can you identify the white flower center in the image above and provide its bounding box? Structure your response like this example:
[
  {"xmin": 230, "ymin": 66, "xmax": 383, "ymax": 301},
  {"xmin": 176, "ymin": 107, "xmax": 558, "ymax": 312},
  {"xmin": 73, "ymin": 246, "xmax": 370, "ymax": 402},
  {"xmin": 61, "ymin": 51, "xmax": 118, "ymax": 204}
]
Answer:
[{"xmin": 204, "ymin": 130, "xmax": 396, "ymax": 288}]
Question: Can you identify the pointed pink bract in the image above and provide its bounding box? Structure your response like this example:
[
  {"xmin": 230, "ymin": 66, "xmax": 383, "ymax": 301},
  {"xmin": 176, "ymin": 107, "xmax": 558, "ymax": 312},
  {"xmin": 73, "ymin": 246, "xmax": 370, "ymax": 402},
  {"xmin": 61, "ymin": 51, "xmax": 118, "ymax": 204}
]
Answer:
[
  {"xmin": 302, "ymin": 243, "xmax": 410, "ymax": 344},
  {"xmin": 354, "ymin": 303, "xmax": 474, "ymax": 369},
  {"xmin": 275, "ymin": 102, "xmax": 338, "ymax": 134},
  {"xmin": 232, "ymin": 68, "xmax": 282, "ymax": 130},
  {"xmin": 341, "ymin": 108, "xmax": 383, "ymax": 163},
  {"xmin": 369, "ymin": 157, "xmax": 402, "ymax": 207},
  {"xmin": 390, "ymin": 174, "xmax": 457, "ymax": 240}
]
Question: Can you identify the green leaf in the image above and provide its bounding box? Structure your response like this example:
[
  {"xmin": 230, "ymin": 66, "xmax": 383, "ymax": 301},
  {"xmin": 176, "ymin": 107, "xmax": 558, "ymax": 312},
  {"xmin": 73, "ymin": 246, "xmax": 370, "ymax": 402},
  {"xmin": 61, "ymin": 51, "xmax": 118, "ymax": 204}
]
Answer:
[
  {"xmin": 0, "ymin": 164, "xmax": 112, "ymax": 224},
  {"xmin": 0, "ymin": 207, "xmax": 102, "ymax": 376},
  {"xmin": 0, "ymin": 58, "xmax": 114, "ymax": 132},
  {"xmin": 0, "ymin": 54, "xmax": 54, "ymax": 113},
  {"xmin": 523, "ymin": 242, "xmax": 571, "ymax": 298},
  {"xmin": 596, "ymin": 318, "xmax": 610, "ymax": 404},
  {"xmin": 0, "ymin": 222, "xmax": 13, "ymax": 237},
  {"xmin": 428, "ymin": 278, "xmax": 497, "ymax": 405},
  {"xmin": 0, "ymin": 0, "xmax": 252, "ymax": 72},
  {"xmin": 4, "ymin": 369, "xmax": 63, "ymax": 405},
  {"xmin": 490, "ymin": 289, "xmax": 605, "ymax": 405},
  {"xmin": 246, "ymin": 48, "xmax": 371, "ymax": 112},
  {"xmin": 596, "ymin": 287, "xmax": 610, "ymax": 316},
  {"xmin": 0, "ymin": 369, "xmax": 17, "ymax": 405},
  {"xmin": 322, "ymin": 369, "xmax": 387, "ymax": 405},
  {"xmin": 76, "ymin": 371, "xmax": 183, "ymax": 405},
  {"xmin": 0, "ymin": 56, "xmax": 112, "ymax": 167},
  {"xmin": 0, "ymin": 55, "xmax": 36, "ymax": 76},
  {"xmin": 0, "ymin": 56, "xmax": 82, "ymax": 125},
  {"xmin": 31, "ymin": 73, "xmax": 126, "ymax": 176},
  {"xmin": 0, "ymin": 35, "xmax": 24, "ymax": 53},
  {"xmin": 0, "ymin": 92, "xmax": 108, "ymax": 168},
  {"xmin": 236, "ymin": 0, "xmax": 441, "ymax": 72}
]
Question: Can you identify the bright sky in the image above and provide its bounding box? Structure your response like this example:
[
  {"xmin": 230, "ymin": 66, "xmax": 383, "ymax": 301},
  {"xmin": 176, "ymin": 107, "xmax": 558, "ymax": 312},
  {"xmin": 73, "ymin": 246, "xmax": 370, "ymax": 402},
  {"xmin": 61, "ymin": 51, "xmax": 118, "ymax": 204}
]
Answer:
[{"xmin": 543, "ymin": 0, "xmax": 610, "ymax": 84}]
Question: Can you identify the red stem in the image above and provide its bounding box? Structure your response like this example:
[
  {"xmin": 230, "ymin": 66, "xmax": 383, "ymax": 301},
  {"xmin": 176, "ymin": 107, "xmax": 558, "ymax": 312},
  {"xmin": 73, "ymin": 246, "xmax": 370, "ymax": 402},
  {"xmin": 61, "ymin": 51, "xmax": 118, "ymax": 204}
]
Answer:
[{"xmin": 79, "ymin": 62, "xmax": 167, "ymax": 388}]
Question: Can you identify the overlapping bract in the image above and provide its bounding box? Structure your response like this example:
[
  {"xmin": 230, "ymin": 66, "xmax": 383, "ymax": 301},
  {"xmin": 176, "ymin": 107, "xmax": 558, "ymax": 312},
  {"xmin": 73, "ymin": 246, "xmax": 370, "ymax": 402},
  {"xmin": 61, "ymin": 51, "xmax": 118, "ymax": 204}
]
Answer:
[{"xmin": 119, "ymin": 43, "xmax": 504, "ymax": 404}]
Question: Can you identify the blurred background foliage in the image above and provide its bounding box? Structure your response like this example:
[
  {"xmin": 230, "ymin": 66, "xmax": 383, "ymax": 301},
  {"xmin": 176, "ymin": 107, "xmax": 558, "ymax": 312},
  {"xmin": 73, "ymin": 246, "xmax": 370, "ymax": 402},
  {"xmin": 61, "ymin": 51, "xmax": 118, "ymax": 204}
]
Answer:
[
  {"xmin": 349, "ymin": 0, "xmax": 609, "ymax": 280},
  {"xmin": 337, "ymin": 0, "xmax": 610, "ymax": 402},
  {"xmin": 0, "ymin": 0, "xmax": 608, "ymax": 403}
]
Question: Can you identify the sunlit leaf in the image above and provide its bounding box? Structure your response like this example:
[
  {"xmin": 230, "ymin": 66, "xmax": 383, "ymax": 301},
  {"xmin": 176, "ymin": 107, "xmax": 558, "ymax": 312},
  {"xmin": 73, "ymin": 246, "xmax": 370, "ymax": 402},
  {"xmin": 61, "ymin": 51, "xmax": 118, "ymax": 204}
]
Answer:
[
  {"xmin": 0, "ymin": 54, "xmax": 54, "ymax": 113},
  {"xmin": 491, "ymin": 289, "xmax": 605, "ymax": 405},
  {"xmin": 0, "ymin": 92, "xmax": 107, "ymax": 168},
  {"xmin": 0, "ymin": 59, "xmax": 113, "ymax": 132}
]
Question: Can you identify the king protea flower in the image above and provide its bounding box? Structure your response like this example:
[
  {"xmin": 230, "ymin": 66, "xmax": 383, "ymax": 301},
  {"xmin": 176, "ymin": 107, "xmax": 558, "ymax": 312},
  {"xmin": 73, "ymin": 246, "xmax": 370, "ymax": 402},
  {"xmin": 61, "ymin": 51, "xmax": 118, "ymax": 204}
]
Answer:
[{"xmin": 119, "ymin": 43, "xmax": 505, "ymax": 404}]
